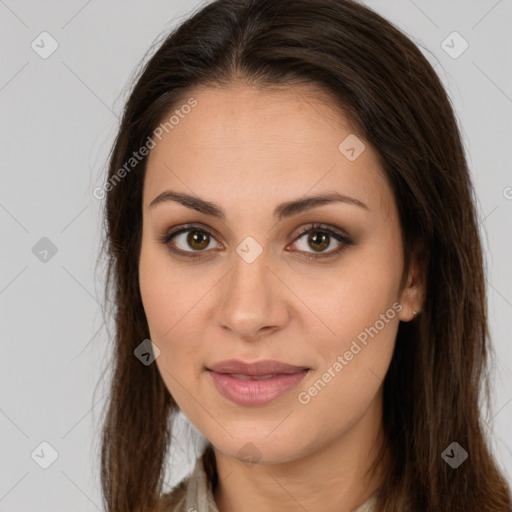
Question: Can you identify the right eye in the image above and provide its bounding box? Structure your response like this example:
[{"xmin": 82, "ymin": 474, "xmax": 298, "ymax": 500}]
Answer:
[{"xmin": 159, "ymin": 224, "xmax": 223, "ymax": 257}]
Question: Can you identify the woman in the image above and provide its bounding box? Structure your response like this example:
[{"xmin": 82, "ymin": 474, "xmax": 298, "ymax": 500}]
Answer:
[{"xmin": 97, "ymin": 0, "xmax": 512, "ymax": 510}]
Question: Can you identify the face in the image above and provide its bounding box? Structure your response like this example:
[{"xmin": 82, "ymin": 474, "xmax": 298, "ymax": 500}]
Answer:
[{"xmin": 138, "ymin": 83, "xmax": 421, "ymax": 464}]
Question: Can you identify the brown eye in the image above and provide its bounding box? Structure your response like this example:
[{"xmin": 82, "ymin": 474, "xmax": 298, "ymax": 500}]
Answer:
[
  {"xmin": 159, "ymin": 224, "xmax": 222, "ymax": 256},
  {"xmin": 306, "ymin": 231, "xmax": 330, "ymax": 252},
  {"xmin": 160, "ymin": 223, "xmax": 352, "ymax": 261},
  {"xmin": 186, "ymin": 230, "xmax": 210, "ymax": 250},
  {"xmin": 290, "ymin": 223, "xmax": 353, "ymax": 260},
  {"xmin": 293, "ymin": 228, "xmax": 342, "ymax": 254}
]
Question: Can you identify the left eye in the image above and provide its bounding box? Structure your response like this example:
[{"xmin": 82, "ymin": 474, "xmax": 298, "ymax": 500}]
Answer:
[
  {"xmin": 294, "ymin": 230, "xmax": 339, "ymax": 252},
  {"xmin": 289, "ymin": 225, "xmax": 352, "ymax": 258}
]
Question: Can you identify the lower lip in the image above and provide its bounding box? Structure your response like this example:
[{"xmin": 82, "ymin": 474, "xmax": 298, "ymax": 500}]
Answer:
[{"xmin": 207, "ymin": 370, "xmax": 309, "ymax": 406}]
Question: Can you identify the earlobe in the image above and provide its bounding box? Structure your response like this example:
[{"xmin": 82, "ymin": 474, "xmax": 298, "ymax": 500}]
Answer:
[{"xmin": 398, "ymin": 256, "xmax": 426, "ymax": 322}]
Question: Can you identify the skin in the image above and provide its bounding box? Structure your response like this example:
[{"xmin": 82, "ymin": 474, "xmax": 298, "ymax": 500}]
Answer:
[{"xmin": 139, "ymin": 82, "xmax": 425, "ymax": 512}]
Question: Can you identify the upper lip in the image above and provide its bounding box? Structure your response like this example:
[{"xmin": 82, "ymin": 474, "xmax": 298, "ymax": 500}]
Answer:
[{"xmin": 207, "ymin": 359, "xmax": 309, "ymax": 376}]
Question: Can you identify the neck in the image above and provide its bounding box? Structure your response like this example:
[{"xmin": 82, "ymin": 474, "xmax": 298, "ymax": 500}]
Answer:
[{"xmin": 212, "ymin": 389, "xmax": 389, "ymax": 512}]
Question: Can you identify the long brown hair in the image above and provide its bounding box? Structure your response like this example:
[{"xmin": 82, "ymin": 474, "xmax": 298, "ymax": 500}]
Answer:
[{"xmin": 96, "ymin": 0, "xmax": 512, "ymax": 510}]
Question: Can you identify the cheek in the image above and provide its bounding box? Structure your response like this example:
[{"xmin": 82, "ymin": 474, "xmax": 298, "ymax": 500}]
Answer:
[
  {"xmin": 138, "ymin": 237, "xmax": 209, "ymax": 403},
  {"xmin": 294, "ymin": 242, "xmax": 403, "ymax": 358},
  {"xmin": 139, "ymin": 242, "xmax": 169, "ymax": 339},
  {"xmin": 139, "ymin": 231, "xmax": 198, "ymax": 340},
  {"xmin": 291, "ymin": 228, "xmax": 403, "ymax": 408},
  {"xmin": 294, "ymin": 303, "xmax": 399, "ymax": 442},
  {"xmin": 139, "ymin": 264, "xmax": 202, "ymax": 412}
]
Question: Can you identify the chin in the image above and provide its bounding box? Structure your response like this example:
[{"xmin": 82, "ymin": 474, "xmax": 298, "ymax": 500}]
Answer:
[{"xmin": 209, "ymin": 427, "xmax": 312, "ymax": 466}]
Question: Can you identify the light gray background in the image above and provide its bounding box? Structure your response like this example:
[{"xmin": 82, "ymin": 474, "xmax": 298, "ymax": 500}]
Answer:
[{"xmin": 1, "ymin": 0, "xmax": 511, "ymax": 510}]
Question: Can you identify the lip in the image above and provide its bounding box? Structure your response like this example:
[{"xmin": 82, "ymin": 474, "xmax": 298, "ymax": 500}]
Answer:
[{"xmin": 206, "ymin": 359, "xmax": 310, "ymax": 406}]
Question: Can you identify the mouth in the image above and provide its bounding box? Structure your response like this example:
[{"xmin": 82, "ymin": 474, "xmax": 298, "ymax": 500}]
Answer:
[{"xmin": 206, "ymin": 359, "xmax": 310, "ymax": 406}]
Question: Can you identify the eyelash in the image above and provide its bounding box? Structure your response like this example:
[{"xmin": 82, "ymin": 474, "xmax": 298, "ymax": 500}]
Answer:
[{"xmin": 158, "ymin": 222, "xmax": 353, "ymax": 260}]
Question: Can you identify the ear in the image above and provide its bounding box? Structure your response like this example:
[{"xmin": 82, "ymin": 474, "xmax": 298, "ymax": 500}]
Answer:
[{"xmin": 398, "ymin": 252, "xmax": 426, "ymax": 322}]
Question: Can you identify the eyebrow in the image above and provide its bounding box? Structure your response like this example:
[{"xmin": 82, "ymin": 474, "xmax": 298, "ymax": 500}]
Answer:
[{"xmin": 149, "ymin": 190, "xmax": 368, "ymax": 220}]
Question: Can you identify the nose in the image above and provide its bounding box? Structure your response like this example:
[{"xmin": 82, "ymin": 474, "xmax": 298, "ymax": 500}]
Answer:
[{"xmin": 215, "ymin": 249, "xmax": 290, "ymax": 341}]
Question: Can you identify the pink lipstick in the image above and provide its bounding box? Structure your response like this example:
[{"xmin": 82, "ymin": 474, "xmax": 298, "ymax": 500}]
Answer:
[{"xmin": 206, "ymin": 359, "xmax": 309, "ymax": 406}]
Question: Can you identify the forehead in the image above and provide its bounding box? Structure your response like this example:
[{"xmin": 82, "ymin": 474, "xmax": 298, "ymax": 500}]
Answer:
[{"xmin": 143, "ymin": 83, "xmax": 391, "ymax": 217}]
